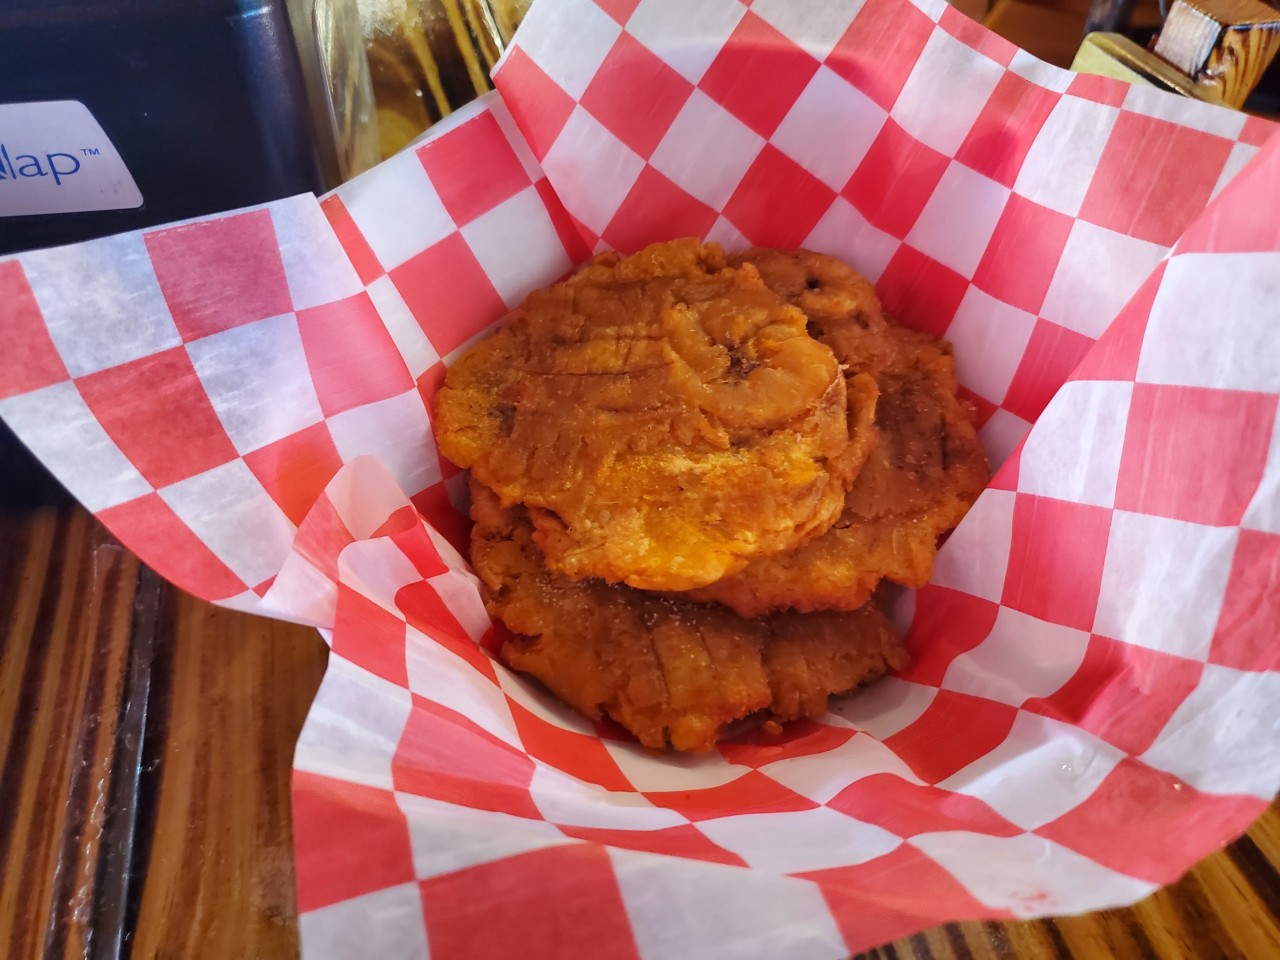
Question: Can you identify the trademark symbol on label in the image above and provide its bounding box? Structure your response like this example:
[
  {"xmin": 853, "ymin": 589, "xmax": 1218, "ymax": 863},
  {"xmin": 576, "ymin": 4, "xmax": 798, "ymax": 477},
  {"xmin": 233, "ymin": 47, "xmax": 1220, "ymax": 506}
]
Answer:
[{"xmin": 81, "ymin": 147, "xmax": 99, "ymax": 156}]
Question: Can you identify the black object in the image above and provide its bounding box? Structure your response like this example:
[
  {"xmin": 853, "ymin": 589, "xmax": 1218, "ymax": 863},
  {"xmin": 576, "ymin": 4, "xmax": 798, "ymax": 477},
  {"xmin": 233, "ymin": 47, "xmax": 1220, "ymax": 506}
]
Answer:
[{"xmin": 0, "ymin": 0, "xmax": 336, "ymax": 510}]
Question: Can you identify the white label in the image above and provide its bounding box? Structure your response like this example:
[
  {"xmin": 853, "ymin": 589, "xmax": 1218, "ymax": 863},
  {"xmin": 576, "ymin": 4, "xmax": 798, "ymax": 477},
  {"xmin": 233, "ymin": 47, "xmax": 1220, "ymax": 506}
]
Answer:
[{"xmin": 0, "ymin": 100, "xmax": 143, "ymax": 217}]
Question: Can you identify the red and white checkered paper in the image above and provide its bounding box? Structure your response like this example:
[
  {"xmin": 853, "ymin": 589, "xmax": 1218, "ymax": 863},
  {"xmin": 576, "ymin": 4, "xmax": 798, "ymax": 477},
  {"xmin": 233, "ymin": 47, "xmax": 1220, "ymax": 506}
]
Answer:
[{"xmin": 1, "ymin": 0, "xmax": 1278, "ymax": 956}]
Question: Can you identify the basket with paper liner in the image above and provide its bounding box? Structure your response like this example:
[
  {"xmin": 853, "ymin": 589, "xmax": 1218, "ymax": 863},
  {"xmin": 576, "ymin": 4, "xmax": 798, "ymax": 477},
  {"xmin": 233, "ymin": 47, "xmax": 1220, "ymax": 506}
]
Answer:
[{"xmin": 0, "ymin": 1, "xmax": 1276, "ymax": 957}]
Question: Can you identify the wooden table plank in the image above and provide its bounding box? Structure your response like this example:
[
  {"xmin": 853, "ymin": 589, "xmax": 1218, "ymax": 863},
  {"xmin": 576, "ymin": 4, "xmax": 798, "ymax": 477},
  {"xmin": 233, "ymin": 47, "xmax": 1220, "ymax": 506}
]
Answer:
[{"xmin": 2, "ymin": 506, "xmax": 1277, "ymax": 960}]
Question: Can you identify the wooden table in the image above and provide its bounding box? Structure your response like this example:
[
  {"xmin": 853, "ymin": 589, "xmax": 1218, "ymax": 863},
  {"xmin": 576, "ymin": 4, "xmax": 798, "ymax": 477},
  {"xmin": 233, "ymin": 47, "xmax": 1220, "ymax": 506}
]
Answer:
[{"xmin": 2, "ymin": 502, "xmax": 1278, "ymax": 959}]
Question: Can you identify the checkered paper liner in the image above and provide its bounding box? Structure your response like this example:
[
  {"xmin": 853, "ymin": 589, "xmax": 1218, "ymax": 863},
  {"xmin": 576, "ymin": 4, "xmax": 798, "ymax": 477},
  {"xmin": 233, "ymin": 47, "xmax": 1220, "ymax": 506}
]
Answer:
[{"xmin": 0, "ymin": 0, "xmax": 1277, "ymax": 955}]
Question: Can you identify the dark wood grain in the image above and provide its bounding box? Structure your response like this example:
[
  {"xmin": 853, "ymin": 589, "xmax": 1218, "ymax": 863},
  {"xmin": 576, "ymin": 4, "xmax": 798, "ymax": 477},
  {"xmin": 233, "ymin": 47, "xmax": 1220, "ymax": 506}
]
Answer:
[{"xmin": 2, "ymin": 503, "xmax": 1277, "ymax": 959}]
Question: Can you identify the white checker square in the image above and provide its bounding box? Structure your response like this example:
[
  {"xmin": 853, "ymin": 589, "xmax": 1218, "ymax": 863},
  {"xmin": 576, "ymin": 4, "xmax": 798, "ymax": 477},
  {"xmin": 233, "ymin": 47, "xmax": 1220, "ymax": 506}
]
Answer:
[
  {"xmin": 705, "ymin": 215, "xmax": 750, "ymax": 250},
  {"xmin": 1242, "ymin": 411, "xmax": 1280, "ymax": 534},
  {"xmin": 366, "ymin": 275, "xmax": 439, "ymax": 381},
  {"xmin": 1138, "ymin": 253, "xmax": 1280, "ymax": 392},
  {"xmin": 159, "ymin": 457, "xmax": 296, "ymax": 588},
  {"xmin": 748, "ymin": 0, "xmax": 862, "ymax": 58},
  {"xmin": 610, "ymin": 848, "xmax": 847, "ymax": 960},
  {"xmin": 489, "ymin": 96, "xmax": 544, "ymax": 182},
  {"xmin": 1015, "ymin": 97, "xmax": 1120, "ymax": 218},
  {"xmin": 327, "ymin": 390, "xmax": 441, "ymax": 500},
  {"xmin": 461, "ymin": 185, "xmax": 574, "ymax": 309},
  {"xmin": 910, "ymin": 831, "xmax": 1157, "ymax": 917},
  {"xmin": 893, "ymin": 29, "xmax": 1006, "ymax": 157},
  {"xmin": 1040, "ymin": 220, "xmax": 1168, "ymax": 338},
  {"xmin": 405, "ymin": 626, "xmax": 519, "ymax": 748},
  {"xmin": 1093, "ymin": 511, "xmax": 1238, "ymax": 661},
  {"xmin": 1140, "ymin": 664, "xmax": 1280, "ymax": 797},
  {"xmin": 504, "ymin": 0, "xmax": 621, "ymax": 97},
  {"xmin": 1121, "ymin": 84, "xmax": 1247, "ymax": 141},
  {"xmin": 932, "ymin": 488, "xmax": 1015, "ymax": 602},
  {"xmin": 529, "ymin": 763, "xmax": 686, "ymax": 830},
  {"xmin": 269, "ymin": 197, "xmax": 363, "ymax": 311},
  {"xmin": 294, "ymin": 655, "xmax": 413, "ymax": 789},
  {"xmin": 1019, "ymin": 380, "xmax": 1133, "ymax": 508},
  {"xmin": 426, "ymin": 568, "xmax": 491, "ymax": 643},
  {"xmin": 945, "ymin": 287, "xmax": 1037, "ymax": 404},
  {"xmin": 1008, "ymin": 49, "xmax": 1073, "ymax": 93},
  {"xmin": 299, "ymin": 884, "xmax": 429, "ymax": 960},
  {"xmin": 260, "ymin": 552, "xmax": 337, "ymax": 628},
  {"xmin": 626, "ymin": 0, "xmax": 747, "ymax": 82},
  {"xmin": 1209, "ymin": 141, "xmax": 1258, "ymax": 203},
  {"xmin": 759, "ymin": 732, "xmax": 924, "ymax": 805},
  {"xmin": 186, "ymin": 313, "xmax": 324, "ymax": 455},
  {"xmin": 339, "ymin": 148, "xmax": 456, "ymax": 270},
  {"xmin": 541, "ymin": 106, "xmax": 645, "ymax": 235},
  {"xmin": 397, "ymin": 792, "xmax": 572, "ymax": 880},
  {"xmin": 340, "ymin": 539, "xmax": 426, "ymax": 614},
  {"xmin": 939, "ymin": 712, "xmax": 1124, "ymax": 830},
  {"xmin": 697, "ymin": 807, "xmax": 901, "ymax": 874},
  {"xmin": 0, "ymin": 381, "xmax": 150, "ymax": 512},
  {"xmin": 828, "ymin": 678, "xmax": 938, "ymax": 740},
  {"xmin": 979, "ymin": 409, "xmax": 1031, "ymax": 470},
  {"xmin": 21, "ymin": 230, "xmax": 181, "ymax": 377},
  {"xmin": 771, "ymin": 67, "xmax": 886, "ymax": 191},
  {"xmin": 649, "ymin": 90, "xmax": 765, "ymax": 209},
  {"xmin": 941, "ymin": 607, "xmax": 1090, "ymax": 708},
  {"xmin": 325, "ymin": 456, "xmax": 424, "ymax": 541},
  {"xmin": 804, "ymin": 198, "xmax": 901, "ymax": 283},
  {"xmin": 603, "ymin": 739, "xmax": 750, "ymax": 792},
  {"xmin": 906, "ymin": 163, "xmax": 1011, "ymax": 278}
]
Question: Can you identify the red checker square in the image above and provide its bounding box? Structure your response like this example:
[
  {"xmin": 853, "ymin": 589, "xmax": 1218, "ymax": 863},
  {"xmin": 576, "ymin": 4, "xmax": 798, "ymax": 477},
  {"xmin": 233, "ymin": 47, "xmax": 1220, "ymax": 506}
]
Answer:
[
  {"xmin": 0, "ymin": 261, "xmax": 69, "ymax": 399},
  {"xmin": 1003, "ymin": 494, "xmax": 1111, "ymax": 630},
  {"xmin": 508, "ymin": 701, "xmax": 632, "ymax": 791},
  {"xmin": 334, "ymin": 585, "xmax": 410, "ymax": 687},
  {"xmin": 595, "ymin": 0, "xmax": 641, "ymax": 25},
  {"xmin": 1210, "ymin": 530, "xmax": 1280, "ymax": 671},
  {"xmin": 828, "ymin": 773, "xmax": 1022, "ymax": 839},
  {"xmin": 243, "ymin": 421, "xmax": 343, "ymax": 526},
  {"xmin": 722, "ymin": 146, "xmax": 837, "ymax": 249},
  {"xmin": 292, "ymin": 771, "xmax": 415, "ymax": 912},
  {"xmin": 875, "ymin": 245, "xmax": 969, "ymax": 338},
  {"xmin": 1002, "ymin": 319, "xmax": 1095, "ymax": 423},
  {"xmin": 373, "ymin": 504, "xmax": 425, "ymax": 541},
  {"xmin": 1175, "ymin": 154, "xmax": 1280, "ymax": 255},
  {"xmin": 972, "ymin": 194, "xmax": 1075, "ymax": 315},
  {"xmin": 289, "ymin": 492, "xmax": 354, "ymax": 583},
  {"xmin": 558, "ymin": 824, "xmax": 748, "ymax": 868},
  {"xmin": 645, "ymin": 770, "xmax": 818, "ymax": 822},
  {"xmin": 581, "ymin": 32, "xmax": 694, "ymax": 158},
  {"xmin": 1069, "ymin": 261, "xmax": 1165, "ymax": 383},
  {"xmin": 98, "ymin": 493, "xmax": 246, "ymax": 600},
  {"xmin": 1079, "ymin": 113, "xmax": 1236, "ymax": 246},
  {"xmin": 699, "ymin": 13, "xmax": 821, "ymax": 138},
  {"xmin": 898, "ymin": 586, "xmax": 1000, "ymax": 687},
  {"xmin": 1066, "ymin": 72, "xmax": 1129, "ymax": 108},
  {"xmin": 1116, "ymin": 384, "xmax": 1276, "ymax": 527},
  {"xmin": 395, "ymin": 581, "xmax": 488, "ymax": 669},
  {"xmin": 827, "ymin": 0, "xmax": 935, "ymax": 112},
  {"xmin": 535, "ymin": 178, "xmax": 594, "ymax": 265},
  {"xmin": 390, "ymin": 233, "xmax": 506, "ymax": 359},
  {"xmin": 1239, "ymin": 115, "xmax": 1275, "ymax": 147},
  {"xmin": 1024, "ymin": 634, "xmax": 1203, "ymax": 756},
  {"xmin": 718, "ymin": 719, "xmax": 855, "ymax": 769},
  {"xmin": 418, "ymin": 845, "xmax": 641, "ymax": 960},
  {"xmin": 144, "ymin": 209, "xmax": 292, "ymax": 341},
  {"xmin": 956, "ymin": 72, "xmax": 1060, "ymax": 189},
  {"xmin": 492, "ymin": 48, "xmax": 576, "ymax": 162},
  {"xmin": 394, "ymin": 697, "xmax": 539, "ymax": 819},
  {"xmin": 803, "ymin": 844, "xmax": 1008, "ymax": 957},
  {"xmin": 602, "ymin": 166, "xmax": 719, "ymax": 254},
  {"xmin": 1036, "ymin": 758, "xmax": 1269, "ymax": 884},
  {"xmin": 295, "ymin": 292, "xmax": 415, "ymax": 417},
  {"xmin": 843, "ymin": 121, "xmax": 950, "ymax": 240},
  {"xmin": 882, "ymin": 689, "xmax": 1019, "ymax": 784},
  {"xmin": 410, "ymin": 483, "xmax": 472, "ymax": 558},
  {"xmin": 320, "ymin": 194, "xmax": 384, "ymax": 284},
  {"xmin": 76, "ymin": 347, "xmax": 237, "ymax": 488},
  {"xmin": 938, "ymin": 5, "xmax": 1018, "ymax": 66},
  {"xmin": 418, "ymin": 111, "xmax": 531, "ymax": 227}
]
